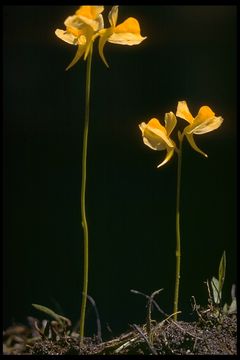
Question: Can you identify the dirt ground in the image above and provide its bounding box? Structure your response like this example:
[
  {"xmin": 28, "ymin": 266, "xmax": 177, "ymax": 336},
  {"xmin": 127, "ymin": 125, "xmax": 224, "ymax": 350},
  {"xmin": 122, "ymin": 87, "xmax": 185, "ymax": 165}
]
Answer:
[{"xmin": 3, "ymin": 308, "xmax": 237, "ymax": 355}]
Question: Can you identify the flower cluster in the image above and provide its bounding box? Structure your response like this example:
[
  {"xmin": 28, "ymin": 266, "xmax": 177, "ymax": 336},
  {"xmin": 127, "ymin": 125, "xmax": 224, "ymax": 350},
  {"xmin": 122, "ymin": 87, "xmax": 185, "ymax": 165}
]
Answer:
[
  {"xmin": 139, "ymin": 101, "xmax": 223, "ymax": 167},
  {"xmin": 55, "ymin": 5, "xmax": 147, "ymax": 69}
]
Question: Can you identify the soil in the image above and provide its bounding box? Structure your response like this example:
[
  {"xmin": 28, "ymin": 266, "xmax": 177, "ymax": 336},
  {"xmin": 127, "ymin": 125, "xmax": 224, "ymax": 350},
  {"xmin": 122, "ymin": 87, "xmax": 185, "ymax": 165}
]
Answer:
[{"xmin": 3, "ymin": 306, "xmax": 237, "ymax": 355}]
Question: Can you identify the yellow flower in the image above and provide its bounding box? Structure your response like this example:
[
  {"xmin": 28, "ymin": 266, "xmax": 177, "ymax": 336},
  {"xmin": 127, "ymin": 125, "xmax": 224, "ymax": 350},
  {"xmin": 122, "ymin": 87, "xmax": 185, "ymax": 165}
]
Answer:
[
  {"xmin": 55, "ymin": 6, "xmax": 104, "ymax": 70},
  {"xmin": 139, "ymin": 112, "xmax": 177, "ymax": 168},
  {"xmin": 98, "ymin": 5, "xmax": 147, "ymax": 67},
  {"xmin": 176, "ymin": 101, "xmax": 224, "ymax": 157}
]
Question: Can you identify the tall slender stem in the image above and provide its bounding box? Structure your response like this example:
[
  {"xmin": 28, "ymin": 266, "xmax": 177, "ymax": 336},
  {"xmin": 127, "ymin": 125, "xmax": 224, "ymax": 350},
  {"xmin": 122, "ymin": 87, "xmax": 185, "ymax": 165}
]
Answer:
[
  {"xmin": 173, "ymin": 134, "xmax": 183, "ymax": 320},
  {"xmin": 79, "ymin": 45, "xmax": 93, "ymax": 344}
]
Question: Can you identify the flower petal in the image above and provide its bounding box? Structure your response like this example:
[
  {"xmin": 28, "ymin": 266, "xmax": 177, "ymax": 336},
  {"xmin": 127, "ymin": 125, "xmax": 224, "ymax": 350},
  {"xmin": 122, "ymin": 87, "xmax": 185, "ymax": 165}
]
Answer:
[
  {"xmin": 147, "ymin": 118, "xmax": 166, "ymax": 133},
  {"xmin": 157, "ymin": 147, "xmax": 175, "ymax": 168},
  {"xmin": 186, "ymin": 116, "xmax": 224, "ymax": 135},
  {"xmin": 108, "ymin": 17, "xmax": 147, "ymax": 45},
  {"xmin": 55, "ymin": 29, "xmax": 78, "ymax": 45},
  {"xmin": 185, "ymin": 132, "xmax": 208, "ymax": 158},
  {"xmin": 108, "ymin": 5, "xmax": 118, "ymax": 27},
  {"xmin": 76, "ymin": 5, "xmax": 104, "ymax": 20},
  {"xmin": 64, "ymin": 15, "xmax": 86, "ymax": 32},
  {"xmin": 75, "ymin": 6, "xmax": 104, "ymax": 32},
  {"xmin": 139, "ymin": 121, "xmax": 165, "ymax": 151},
  {"xmin": 98, "ymin": 28, "xmax": 113, "ymax": 67},
  {"xmin": 66, "ymin": 44, "xmax": 86, "ymax": 71},
  {"xmin": 77, "ymin": 14, "xmax": 104, "ymax": 32},
  {"xmin": 185, "ymin": 106, "xmax": 224, "ymax": 134},
  {"xmin": 164, "ymin": 111, "xmax": 177, "ymax": 136},
  {"xmin": 196, "ymin": 106, "xmax": 215, "ymax": 121},
  {"xmin": 114, "ymin": 17, "xmax": 141, "ymax": 34},
  {"xmin": 176, "ymin": 100, "xmax": 194, "ymax": 124},
  {"xmin": 139, "ymin": 118, "xmax": 174, "ymax": 150}
]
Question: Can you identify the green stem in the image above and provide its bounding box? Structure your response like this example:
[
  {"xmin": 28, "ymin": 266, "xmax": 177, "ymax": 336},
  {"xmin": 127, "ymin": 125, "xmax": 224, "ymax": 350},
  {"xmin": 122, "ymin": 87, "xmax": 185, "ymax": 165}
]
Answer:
[
  {"xmin": 173, "ymin": 134, "xmax": 183, "ymax": 321},
  {"xmin": 79, "ymin": 45, "xmax": 93, "ymax": 344}
]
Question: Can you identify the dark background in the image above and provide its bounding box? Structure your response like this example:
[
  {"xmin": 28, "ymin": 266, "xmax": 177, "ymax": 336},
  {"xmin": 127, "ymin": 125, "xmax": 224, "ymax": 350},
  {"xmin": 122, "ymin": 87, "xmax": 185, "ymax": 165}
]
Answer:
[{"xmin": 3, "ymin": 6, "xmax": 236, "ymax": 338}]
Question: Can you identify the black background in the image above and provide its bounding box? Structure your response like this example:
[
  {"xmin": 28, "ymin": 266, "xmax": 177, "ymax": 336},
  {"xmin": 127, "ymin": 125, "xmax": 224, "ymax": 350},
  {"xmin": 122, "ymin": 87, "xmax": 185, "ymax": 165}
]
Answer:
[{"xmin": 3, "ymin": 5, "xmax": 236, "ymax": 338}]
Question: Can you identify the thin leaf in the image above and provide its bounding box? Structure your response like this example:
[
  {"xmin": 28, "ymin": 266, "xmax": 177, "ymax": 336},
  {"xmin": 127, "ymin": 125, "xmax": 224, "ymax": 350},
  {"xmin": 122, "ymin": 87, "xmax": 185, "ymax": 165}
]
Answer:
[
  {"xmin": 211, "ymin": 276, "xmax": 221, "ymax": 304},
  {"xmin": 32, "ymin": 304, "xmax": 70, "ymax": 326},
  {"xmin": 218, "ymin": 250, "xmax": 226, "ymax": 296}
]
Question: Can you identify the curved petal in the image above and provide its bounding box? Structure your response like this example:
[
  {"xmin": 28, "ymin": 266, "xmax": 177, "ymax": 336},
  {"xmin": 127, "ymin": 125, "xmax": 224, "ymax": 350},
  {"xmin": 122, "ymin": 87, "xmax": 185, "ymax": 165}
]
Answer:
[
  {"xmin": 196, "ymin": 106, "xmax": 215, "ymax": 122},
  {"xmin": 66, "ymin": 44, "xmax": 86, "ymax": 71},
  {"xmin": 108, "ymin": 32, "xmax": 146, "ymax": 45},
  {"xmin": 157, "ymin": 147, "xmax": 175, "ymax": 168},
  {"xmin": 185, "ymin": 132, "xmax": 208, "ymax": 158},
  {"xmin": 75, "ymin": 6, "xmax": 104, "ymax": 32},
  {"xmin": 142, "ymin": 135, "xmax": 165, "ymax": 151},
  {"xmin": 187, "ymin": 116, "xmax": 224, "ymax": 135},
  {"xmin": 139, "ymin": 121, "xmax": 166, "ymax": 151},
  {"xmin": 147, "ymin": 118, "xmax": 166, "ymax": 133},
  {"xmin": 77, "ymin": 14, "xmax": 104, "ymax": 32},
  {"xmin": 114, "ymin": 17, "xmax": 141, "ymax": 34},
  {"xmin": 76, "ymin": 5, "xmax": 104, "ymax": 19},
  {"xmin": 147, "ymin": 119, "xmax": 174, "ymax": 148},
  {"xmin": 108, "ymin": 17, "xmax": 147, "ymax": 45},
  {"xmin": 55, "ymin": 29, "xmax": 78, "ymax": 45},
  {"xmin": 98, "ymin": 28, "xmax": 113, "ymax": 67},
  {"xmin": 108, "ymin": 5, "xmax": 118, "ymax": 27},
  {"xmin": 187, "ymin": 106, "xmax": 223, "ymax": 134},
  {"xmin": 164, "ymin": 111, "xmax": 177, "ymax": 136},
  {"xmin": 139, "ymin": 119, "xmax": 174, "ymax": 150},
  {"xmin": 176, "ymin": 100, "xmax": 194, "ymax": 124},
  {"xmin": 64, "ymin": 15, "xmax": 86, "ymax": 31}
]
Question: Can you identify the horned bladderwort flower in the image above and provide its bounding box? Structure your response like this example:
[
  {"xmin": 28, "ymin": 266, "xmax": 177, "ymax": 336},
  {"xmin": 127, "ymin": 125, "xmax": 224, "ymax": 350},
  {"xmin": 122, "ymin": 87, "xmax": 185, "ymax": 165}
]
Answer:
[
  {"xmin": 139, "ymin": 112, "xmax": 177, "ymax": 168},
  {"xmin": 55, "ymin": 5, "xmax": 146, "ymax": 345},
  {"xmin": 176, "ymin": 100, "xmax": 224, "ymax": 157},
  {"xmin": 55, "ymin": 5, "xmax": 146, "ymax": 69},
  {"xmin": 55, "ymin": 6, "xmax": 105, "ymax": 70},
  {"xmin": 139, "ymin": 101, "xmax": 223, "ymax": 321}
]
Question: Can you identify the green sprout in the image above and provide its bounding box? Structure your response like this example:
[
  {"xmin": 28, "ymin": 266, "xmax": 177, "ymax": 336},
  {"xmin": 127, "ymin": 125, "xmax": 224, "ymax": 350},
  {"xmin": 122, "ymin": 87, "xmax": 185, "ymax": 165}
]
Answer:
[
  {"xmin": 210, "ymin": 250, "xmax": 226, "ymax": 305},
  {"xmin": 209, "ymin": 250, "xmax": 237, "ymax": 315}
]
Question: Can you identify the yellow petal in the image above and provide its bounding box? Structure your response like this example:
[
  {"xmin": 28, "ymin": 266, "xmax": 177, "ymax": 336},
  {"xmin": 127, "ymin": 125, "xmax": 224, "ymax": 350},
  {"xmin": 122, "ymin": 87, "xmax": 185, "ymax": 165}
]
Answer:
[
  {"xmin": 164, "ymin": 112, "xmax": 177, "ymax": 136},
  {"xmin": 64, "ymin": 15, "xmax": 85, "ymax": 30},
  {"xmin": 76, "ymin": 6, "xmax": 104, "ymax": 20},
  {"xmin": 76, "ymin": 15, "xmax": 104, "ymax": 32},
  {"xmin": 66, "ymin": 44, "xmax": 86, "ymax": 71},
  {"xmin": 139, "ymin": 121, "xmax": 165, "ymax": 151},
  {"xmin": 55, "ymin": 29, "xmax": 78, "ymax": 45},
  {"xmin": 196, "ymin": 106, "xmax": 215, "ymax": 121},
  {"xmin": 187, "ymin": 106, "xmax": 223, "ymax": 134},
  {"xmin": 148, "ymin": 118, "xmax": 166, "ymax": 133},
  {"xmin": 185, "ymin": 132, "xmax": 208, "ymax": 158},
  {"xmin": 108, "ymin": 32, "xmax": 146, "ymax": 45},
  {"xmin": 114, "ymin": 17, "xmax": 141, "ymax": 34},
  {"xmin": 108, "ymin": 17, "xmax": 147, "ymax": 45},
  {"xmin": 186, "ymin": 116, "xmax": 224, "ymax": 135},
  {"xmin": 176, "ymin": 100, "xmax": 194, "ymax": 124},
  {"xmin": 157, "ymin": 147, "xmax": 175, "ymax": 168},
  {"xmin": 108, "ymin": 5, "xmax": 118, "ymax": 27},
  {"xmin": 141, "ymin": 132, "xmax": 166, "ymax": 151},
  {"xmin": 75, "ymin": 6, "xmax": 104, "ymax": 32},
  {"xmin": 139, "ymin": 119, "xmax": 174, "ymax": 150},
  {"xmin": 98, "ymin": 28, "xmax": 113, "ymax": 67},
  {"xmin": 66, "ymin": 26, "xmax": 83, "ymax": 38}
]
